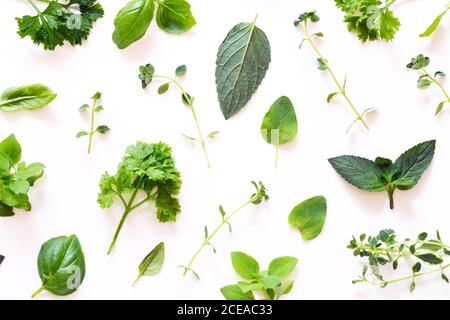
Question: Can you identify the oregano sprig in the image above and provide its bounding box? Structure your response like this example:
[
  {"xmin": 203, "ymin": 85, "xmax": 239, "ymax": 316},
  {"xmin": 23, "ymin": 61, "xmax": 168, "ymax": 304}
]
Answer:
[
  {"xmin": 295, "ymin": 12, "xmax": 373, "ymax": 132},
  {"xmin": 407, "ymin": 54, "xmax": 450, "ymax": 115},
  {"xmin": 348, "ymin": 229, "xmax": 450, "ymax": 292},
  {"xmin": 76, "ymin": 92, "xmax": 110, "ymax": 154},
  {"xmin": 139, "ymin": 64, "xmax": 217, "ymax": 168},
  {"xmin": 180, "ymin": 182, "xmax": 269, "ymax": 279}
]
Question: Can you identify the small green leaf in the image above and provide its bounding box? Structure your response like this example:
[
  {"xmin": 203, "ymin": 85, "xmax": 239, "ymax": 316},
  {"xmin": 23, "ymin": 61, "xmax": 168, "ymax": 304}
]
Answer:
[
  {"xmin": 417, "ymin": 77, "xmax": 432, "ymax": 89},
  {"xmin": 410, "ymin": 281, "xmax": 416, "ymax": 292},
  {"xmin": 288, "ymin": 196, "xmax": 327, "ymax": 240},
  {"xmin": 158, "ymin": 83, "xmax": 170, "ymax": 95},
  {"xmin": 407, "ymin": 54, "xmax": 430, "ymax": 69},
  {"xmin": 219, "ymin": 205, "xmax": 226, "ymax": 218},
  {"xmin": 418, "ymin": 232, "xmax": 428, "ymax": 241},
  {"xmin": 96, "ymin": 125, "xmax": 110, "ymax": 134},
  {"xmin": 327, "ymin": 92, "xmax": 339, "ymax": 103},
  {"xmin": 95, "ymin": 106, "xmax": 104, "ymax": 112},
  {"xmin": 230, "ymin": 252, "xmax": 259, "ymax": 280},
  {"xmin": 76, "ymin": 131, "xmax": 88, "ymax": 138},
  {"xmin": 204, "ymin": 225, "xmax": 208, "ymax": 239},
  {"xmin": 181, "ymin": 92, "xmax": 193, "ymax": 105},
  {"xmin": 416, "ymin": 253, "xmax": 443, "ymax": 265},
  {"xmin": 92, "ymin": 92, "xmax": 102, "ymax": 100},
  {"xmin": 9, "ymin": 180, "xmax": 30, "ymax": 195},
  {"xmin": 442, "ymin": 273, "xmax": 449, "ymax": 283},
  {"xmin": 436, "ymin": 101, "xmax": 446, "ymax": 115},
  {"xmin": 412, "ymin": 262, "xmax": 421, "ymax": 273},
  {"xmin": 79, "ymin": 104, "xmax": 90, "ymax": 111},
  {"xmin": 175, "ymin": 65, "xmax": 187, "ymax": 76},
  {"xmin": 0, "ymin": 134, "xmax": 21, "ymax": 166},
  {"xmin": 132, "ymin": 242, "xmax": 164, "ymax": 286},
  {"xmin": 220, "ymin": 284, "xmax": 255, "ymax": 300},
  {"xmin": 156, "ymin": 0, "xmax": 196, "ymax": 34},
  {"xmin": 317, "ymin": 58, "xmax": 328, "ymax": 70},
  {"xmin": 435, "ymin": 71, "xmax": 446, "ymax": 78},
  {"xmin": 268, "ymin": 256, "xmax": 298, "ymax": 278},
  {"xmin": 207, "ymin": 131, "xmax": 220, "ymax": 140},
  {"xmin": 420, "ymin": 10, "xmax": 448, "ymax": 37},
  {"xmin": 0, "ymin": 84, "xmax": 57, "ymax": 112}
]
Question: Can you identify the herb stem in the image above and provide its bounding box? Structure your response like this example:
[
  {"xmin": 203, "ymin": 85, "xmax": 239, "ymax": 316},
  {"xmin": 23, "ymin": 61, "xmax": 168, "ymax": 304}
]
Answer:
[
  {"xmin": 31, "ymin": 284, "xmax": 46, "ymax": 298},
  {"xmin": 26, "ymin": 0, "xmax": 42, "ymax": 14},
  {"xmin": 303, "ymin": 22, "xmax": 369, "ymax": 130},
  {"xmin": 183, "ymin": 200, "xmax": 252, "ymax": 276},
  {"xmin": 87, "ymin": 95, "xmax": 99, "ymax": 154},
  {"xmin": 421, "ymin": 67, "xmax": 450, "ymax": 102},
  {"xmin": 275, "ymin": 144, "xmax": 279, "ymax": 168}
]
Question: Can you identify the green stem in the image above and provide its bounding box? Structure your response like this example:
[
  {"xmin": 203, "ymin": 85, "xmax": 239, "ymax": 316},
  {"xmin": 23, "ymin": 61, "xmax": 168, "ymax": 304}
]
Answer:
[
  {"xmin": 303, "ymin": 22, "xmax": 369, "ymax": 130},
  {"xmin": 183, "ymin": 201, "xmax": 252, "ymax": 276},
  {"xmin": 31, "ymin": 284, "xmax": 46, "ymax": 298},
  {"xmin": 421, "ymin": 68, "xmax": 450, "ymax": 102},
  {"xmin": 387, "ymin": 187, "xmax": 395, "ymax": 210},
  {"xmin": 87, "ymin": 96, "xmax": 98, "ymax": 154},
  {"xmin": 275, "ymin": 144, "xmax": 279, "ymax": 168},
  {"xmin": 26, "ymin": 0, "xmax": 42, "ymax": 14}
]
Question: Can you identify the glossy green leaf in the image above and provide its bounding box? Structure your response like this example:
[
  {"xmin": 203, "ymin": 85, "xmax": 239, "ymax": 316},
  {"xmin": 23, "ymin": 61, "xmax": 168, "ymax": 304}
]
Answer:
[
  {"xmin": 112, "ymin": 0, "xmax": 155, "ymax": 49},
  {"xmin": 0, "ymin": 84, "xmax": 56, "ymax": 112},
  {"xmin": 268, "ymin": 256, "xmax": 298, "ymax": 278},
  {"xmin": 215, "ymin": 20, "xmax": 271, "ymax": 119},
  {"xmin": 33, "ymin": 235, "xmax": 86, "ymax": 297},
  {"xmin": 221, "ymin": 284, "xmax": 255, "ymax": 300},
  {"xmin": 231, "ymin": 252, "xmax": 259, "ymax": 280},
  {"xmin": 289, "ymin": 196, "xmax": 327, "ymax": 240},
  {"xmin": 261, "ymin": 96, "xmax": 298, "ymax": 146},
  {"xmin": 0, "ymin": 134, "xmax": 21, "ymax": 166},
  {"xmin": 420, "ymin": 10, "xmax": 448, "ymax": 37},
  {"xmin": 156, "ymin": 0, "xmax": 196, "ymax": 34},
  {"xmin": 133, "ymin": 242, "xmax": 164, "ymax": 285}
]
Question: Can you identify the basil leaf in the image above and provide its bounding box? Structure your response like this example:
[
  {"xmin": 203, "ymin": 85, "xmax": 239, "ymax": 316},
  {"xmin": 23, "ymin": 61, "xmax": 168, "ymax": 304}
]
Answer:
[
  {"xmin": 156, "ymin": 0, "xmax": 196, "ymax": 34},
  {"xmin": 0, "ymin": 84, "xmax": 56, "ymax": 112},
  {"xmin": 14, "ymin": 163, "xmax": 45, "ymax": 185},
  {"xmin": 0, "ymin": 202, "xmax": 14, "ymax": 217},
  {"xmin": 230, "ymin": 251, "xmax": 259, "ymax": 280},
  {"xmin": 215, "ymin": 20, "xmax": 271, "ymax": 119},
  {"xmin": 221, "ymin": 284, "xmax": 255, "ymax": 300},
  {"xmin": 268, "ymin": 256, "xmax": 298, "ymax": 279},
  {"xmin": 0, "ymin": 134, "xmax": 21, "ymax": 167},
  {"xmin": 237, "ymin": 281, "xmax": 263, "ymax": 292},
  {"xmin": 288, "ymin": 196, "xmax": 327, "ymax": 240},
  {"xmin": 261, "ymin": 275, "xmax": 282, "ymax": 289},
  {"xmin": 112, "ymin": 0, "xmax": 155, "ymax": 49},
  {"xmin": 392, "ymin": 140, "xmax": 435, "ymax": 190},
  {"xmin": 328, "ymin": 156, "xmax": 385, "ymax": 191},
  {"xmin": 32, "ymin": 235, "xmax": 86, "ymax": 297},
  {"xmin": 132, "ymin": 242, "xmax": 164, "ymax": 286},
  {"xmin": 420, "ymin": 10, "xmax": 448, "ymax": 37}
]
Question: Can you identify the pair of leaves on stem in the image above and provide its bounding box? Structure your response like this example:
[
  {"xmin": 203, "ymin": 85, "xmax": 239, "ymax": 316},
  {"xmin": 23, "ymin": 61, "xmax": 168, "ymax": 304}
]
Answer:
[
  {"xmin": 0, "ymin": 84, "xmax": 56, "ymax": 112},
  {"xmin": 260, "ymin": 96, "xmax": 298, "ymax": 167},
  {"xmin": 216, "ymin": 17, "xmax": 271, "ymax": 119},
  {"xmin": 221, "ymin": 252, "xmax": 298, "ymax": 300},
  {"xmin": 17, "ymin": 0, "xmax": 104, "ymax": 51},
  {"xmin": 0, "ymin": 134, "xmax": 45, "ymax": 217},
  {"xmin": 407, "ymin": 54, "xmax": 449, "ymax": 115},
  {"xmin": 33, "ymin": 235, "xmax": 85, "ymax": 297},
  {"xmin": 76, "ymin": 92, "xmax": 110, "ymax": 153},
  {"xmin": 133, "ymin": 242, "xmax": 164, "ymax": 285},
  {"xmin": 112, "ymin": 0, "xmax": 196, "ymax": 49},
  {"xmin": 289, "ymin": 196, "xmax": 327, "ymax": 240},
  {"xmin": 329, "ymin": 140, "xmax": 435, "ymax": 209}
]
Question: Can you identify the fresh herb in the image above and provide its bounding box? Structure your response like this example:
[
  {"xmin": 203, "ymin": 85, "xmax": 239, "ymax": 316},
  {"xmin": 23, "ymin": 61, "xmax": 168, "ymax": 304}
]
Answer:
[
  {"xmin": 295, "ymin": 12, "xmax": 373, "ymax": 132},
  {"xmin": 215, "ymin": 16, "xmax": 271, "ymax": 119},
  {"xmin": 288, "ymin": 196, "xmax": 327, "ymax": 240},
  {"xmin": 221, "ymin": 252, "xmax": 298, "ymax": 300},
  {"xmin": 335, "ymin": 0, "xmax": 400, "ymax": 42},
  {"xmin": 261, "ymin": 96, "xmax": 298, "ymax": 167},
  {"xmin": 420, "ymin": 2, "xmax": 450, "ymax": 37},
  {"xmin": 407, "ymin": 54, "xmax": 450, "ymax": 115},
  {"xmin": 329, "ymin": 140, "xmax": 435, "ymax": 209},
  {"xmin": 76, "ymin": 92, "xmax": 110, "ymax": 154},
  {"xmin": 0, "ymin": 134, "xmax": 45, "ymax": 217},
  {"xmin": 133, "ymin": 242, "xmax": 164, "ymax": 286},
  {"xmin": 181, "ymin": 182, "xmax": 268, "ymax": 279},
  {"xmin": 32, "ymin": 235, "xmax": 86, "ymax": 297},
  {"xmin": 348, "ymin": 229, "xmax": 450, "ymax": 291},
  {"xmin": 98, "ymin": 141, "xmax": 182, "ymax": 254},
  {"xmin": 112, "ymin": 0, "xmax": 196, "ymax": 49},
  {"xmin": 17, "ymin": 0, "xmax": 104, "ymax": 51},
  {"xmin": 0, "ymin": 84, "xmax": 56, "ymax": 112},
  {"xmin": 139, "ymin": 64, "xmax": 216, "ymax": 168}
]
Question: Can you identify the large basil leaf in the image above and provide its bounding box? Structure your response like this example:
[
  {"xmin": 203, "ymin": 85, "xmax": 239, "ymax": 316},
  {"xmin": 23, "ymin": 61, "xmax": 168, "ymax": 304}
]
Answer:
[
  {"xmin": 288, "ymin": 196, "xmax": 327, "ymax": 240},
  {"xmin": 112, "ymin": 0, "xmax": 155, "ymax": 49},
  {"xmin": 392, "ymin": 140, "xmax": 435, "ymax": 190},
  {"xmin": 261, "ymin": 96, "xmax": 298, "ymax": 145},
  {"xmin": 328, "ymin": 156, "xmax": 385, "ymax": 191},
  {"xmin": 156, "ymin": 0, "xmax": 196, "ymax": 33},
  {"xmin": 32, "ymin": 235, "xmax": 86, "ymax": 297},
  {"xmin": 215, "ymin": 20, "xmax": 271, "ymax": 119},
  {"xmin": 231, "ymin": 251, "xmax": 259, "ymax": 280},
  {"xmin": 0, "ymin": 84, "xmax": 56, "ymax": 112},
  {"xmin": 132, "ymin": 242, "xmax": 164, "ymax": 285},
  {"xmin": 0, "ymin": 134, "xmax": 21, "ymax": 167}
]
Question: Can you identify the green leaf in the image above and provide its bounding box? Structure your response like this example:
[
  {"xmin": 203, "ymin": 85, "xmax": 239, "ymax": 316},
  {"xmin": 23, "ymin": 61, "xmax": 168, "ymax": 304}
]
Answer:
[
  {"xmin": 139, "ymin": 64, "xmax": 155, "ymax": 89},
  {"xmin": 436, "ymin": 101, "xmax": 446, "ymax": 115},
  {"xmin": 237, "ymin": 281, "xmax": 263, "ymax": 292},
  {"xmin": 14, "ymin": 162, "xmax": 45, "ymax": 185},
  {"xmin": 96, "ymin": 125, "xmax": 110, "ymax": 134},
  {"xmin": 175, "ymin": 65, "xmax": 187, "ymax": 76},
  {"xmin": 95, "ymin": 106, "xmax": 104, "ymax": 112},
  {"xmin": 261, "ymin": 275, "xmax": 282, "ymax": 289},
  {"xmin": 112, "ymin": 0, "xmax": 155, "ymax": 49},
  {"xmin": 0, "ymin": 202, "xmax": 14, "ymax": 217},
  {"xmin": 76, "ymin": 131, "xmax": 89, "ymax": 138},
  {"xmin": 9, "ymin": 180, "xmax": 30, "ymax": 195},
  {"xmin": 317, "ymin": 58, "xmax": 328, "ymax": 70},
  {"xmin": 261, "ymin": 96, "xmax": 298, "ymax": 148},
  {"xmin": 268, "ymin": 256, "xmax": 298, "ymax": 278},
  {"xmin": 420, "ymin": 10, "xmax": 448, "ymax": 37},
  {"xmin": 328, "ymin": 156, "xmax": 385, "ymax": 192},
  {"xmin": 220, "ymin": 284, "xmax": 255, "ymax": 300},
  {"xmin": 156, "ymin": 0, "xmax": 196, "ymax": 34},
  {"xmin": 327, "ymin": 92, "xmax": 339, "ymax": 103},
  {"xmin": 417, "ymin": 77, "xmax": 432, "ymax": 89},
  {"xmin": 133, "ymin": 242, "xmax": 164, "ymax": 285},
  {"xmin": 407, "ymin": 54, "xmax": 430, "ymax": 70},
  {"xmin": 215, "ymin": 20, "xmax": 271, "ymax": 119},
  {"xmin": 230, "ymin": 252, "xmax": 259, "ymax": 280},
  {"xmin": 33, "ymin": 235, "xmax": 85, "ymax": 297},
  {"xmin": 0, "ymin": 134, "xmax": 21, "ymax": 166},
  {"xmin": 0, "ymin": 84, "xmax": 57, "ymax": 112},
  {"xmin": 415, "ymin": 253, "xmax": 444, "ymax": 265},
  {"xmin": 79, "ymin": 104, "xmax": 90, "ymax": 111},
  {"xmin": 392, "ymin": 140, "xmax": 435, "ymax": 190},
  {"xmin": 288, "ymin": 196, "xmax": 327, "ymax": 240},
  {"xmin": 412, "ymin": 262, "xmax": 421, "ymax": 273},
  {"xmin": 158, "ymin": 83, "xmax": 170, "ymax": 95}
]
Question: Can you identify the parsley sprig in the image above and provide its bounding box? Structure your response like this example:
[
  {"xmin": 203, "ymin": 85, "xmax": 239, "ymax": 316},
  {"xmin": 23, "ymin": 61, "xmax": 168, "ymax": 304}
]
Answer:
[
  {"xmin": 180, "ymin": 182, "xmax": 269, "ymax": 279},
  {"xmin": 17, "ymin": 0, "xmax": 104, "ymax": 51},
  {"xmin": 349, "ymin": 229, "xmax": 450, "ymax": 291},
  {"xmin": 407, "ymin": 54, "xmax": 450, "ymax": 115},
  {"xmin": 295, "ymin": 12, "xmax": 373, "ymax": 132},
  {"xmin": 139, "ymin": 64, "xmax": 218, "ymax": 168}
]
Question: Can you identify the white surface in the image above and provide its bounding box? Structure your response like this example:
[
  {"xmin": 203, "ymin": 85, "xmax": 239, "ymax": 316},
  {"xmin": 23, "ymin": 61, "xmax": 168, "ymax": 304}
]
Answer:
[{"xmin": 0, "ymin": 0, "xmax": 450, "ymax": 300}]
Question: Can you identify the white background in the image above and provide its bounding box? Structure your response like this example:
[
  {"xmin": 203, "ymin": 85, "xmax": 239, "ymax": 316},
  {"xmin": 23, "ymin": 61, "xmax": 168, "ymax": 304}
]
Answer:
[{"xmin": 0, "ymin": 0, "xmax": 450, "ymax": 300}]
